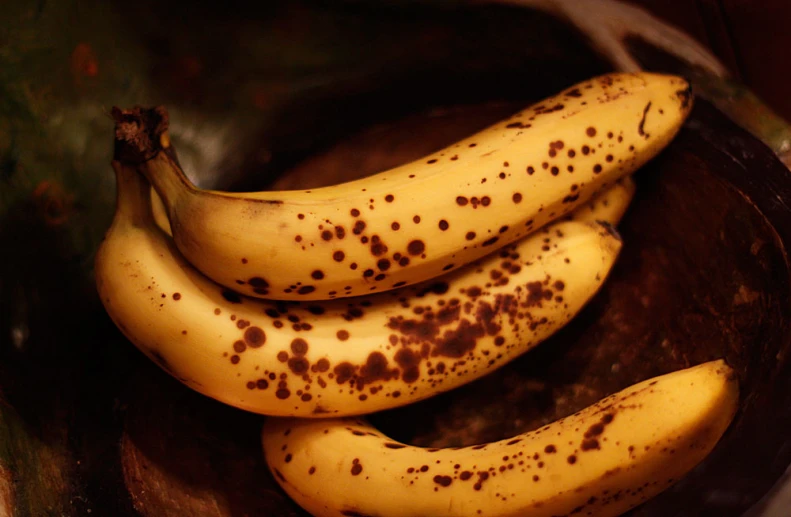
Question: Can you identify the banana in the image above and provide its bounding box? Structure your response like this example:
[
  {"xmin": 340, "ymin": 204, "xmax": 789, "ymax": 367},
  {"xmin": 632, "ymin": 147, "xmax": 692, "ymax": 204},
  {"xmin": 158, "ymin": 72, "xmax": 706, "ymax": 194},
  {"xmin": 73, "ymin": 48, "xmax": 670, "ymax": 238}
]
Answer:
[
  {"xmin": 95, "ymin": 162, "xmax": 621, "ymax": 417},
  {"xmin": 114, "ymin": 72, "xmax": 691, "ymax": 301},
  {"xmin": 566, "ymin": 176, "xmax": 635, "ymax": 225},
  {"xmin": 262, "ymin": 360, "xmax": 738, "ymax": 517}
]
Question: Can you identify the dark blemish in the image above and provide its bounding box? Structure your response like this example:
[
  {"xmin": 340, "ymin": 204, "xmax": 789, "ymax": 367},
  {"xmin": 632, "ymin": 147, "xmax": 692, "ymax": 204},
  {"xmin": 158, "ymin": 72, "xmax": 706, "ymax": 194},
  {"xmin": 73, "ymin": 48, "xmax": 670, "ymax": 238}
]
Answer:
[
  {"xmin": 288, "ymin": 356, "xmax": 309, "ymax": 374},
  {"xmin": 439, "ymin": 220, "xmax": 449, "ymax": 231},
  {"xmin": 353, "ymin": 220, "xmax": 366, "ymax": 235},
  {"xmin": 337, "ymin": 330, "xmax": 350, "ymax": 341},
  {"xmin": 321, "ymin": 230, "xmax": 333, "ymax": 241},
  {"xmin": 442, "ymin": 264, "xmax": 454, "ymax": 271},
  {"xmin": 481, "ymin": 196, "xmax": 491, "ymax": 207},
  {"xmin": 460, "ymin": 471, "xmax": 473, "ymax": 481},
  {"xmin": 350, "ymin": 208, "xmax": 360, "ymax": 217},
  {"xmin": 377, "ymin": 259, "xmax": 391, "ymax": 271},
  {"xmin": 230, "ymin": 355, "xmax": 240, "ymax": 364},
  {"xmin": 638, "ymin": 101, "xmax": 652, "ymax": 136},
  {"xmin": 456, "ymin": 196, "xmax": 469, "ymax": 206},
  {"xmin": 593, "ymin": 164, "xmax": 602, "ymax": 174},
  {"xmin": 433, "ymin": 475, "xmax": 453, "ymax": 487},
  {"xmin": 565, "ymin": 88, "xmax": 582, "ymax": 97},
  {"xmin": 512, "ymin": 193, "xmax": 522, "ymax": 204},
  {"xmin": 221, "ymin": 290, "xmax": 243, "ymax": 304},
  {"xmin": 542, "ymin": 162, "xmax": 549, "ymax": 169},
  {"xmin": 308, "ymin": 305, "xmax": 325, "ymax": 315},
  {"xmin": 351, "ymin": 460, "xmax": 363, "ymax": 476},
  {"xmin": 545, "ymin": 445, "xmax": 557, "ymax": 453},
  {"xmin": 607, "ymin": 131, "xmax": 613, "ymax": 139},
  {"xmin": 465, "ymin": 232, "xmax": 476, "ymax": 241},
  {"xmin": 527, "ymin": 166, "xmax": 535, "ymax": 175},
  {"xmin": 335, "ymin": 226, "xmax": 346, "ymax": 239},
  {"xmin": 568, "ymin": 455, "xmax": 577, "ymax": 464},
  {"xmin": 297, "ymin": 214, "xmax": 305, "ymax": 220},
  {"xmin": 291, "ymin": 338, "xmax": 308, "ymax": 355},
  {"xmin": 407, "ymin": 240, "xmax": 425, "ymax": 256},
  {"xmin": 393, "ymin": 281, "xmax": 407, "ymax": 287},
  {"xmin": 586, "ymin": 127, "xmax": 596, "ymax": 137},
  {"xmin": 244, "ymin": 327, "xmax": 266, "ymax": 348},
  {"xmin": 469, "ymin": 143, "xmax": 477, "ymax": 147},
  {"xmin": 426, "ymin": 159, "xmax": 437, "ymax": 165},
  {"xmin": 499, "ymin": 172, "xmax": 506, "ymax": 179},
  {"xmin": 172, "ymin": 293, "xmax": 181, "ymax": 300},
  {"xmin": 413, "ymin": 215, "xmax": 421, "ymax": 224},
  {"xmin": 276, "ymin": 388, "xmax": 290, "ymax": 399},
  {"xmin": 363, "ymin": 269, "xmax": 375, "ymax": 278},
  {"xmin": 385, "ymin": 194, "xmax": 395, "ymax": 202},
  {"xmin": 298, "ymin": 286, "xmax": 316, "ymax": 295},
  {"xmin": 277, "ymin": 351, "xmax": 288, "ymax": 362},
  {"xmin": 553, "ymin": 280, "xmax": 565, "ymax": 291},
  {"xmin": 394, "ymin": 348, "xmax": 420, "ymax": 383},
  {"xmin": 551, "ymin": 166, "xmax": 559, "ymax": 176},
  {"xmin": 285, "ymin": 453, "xmax": 293, "ymax": 463},
  {"xmin": 333, "ymin": 250, "xmax": 345, "ymax": 262},
  {"xmin": 311, "ymin": 270, "xmax": 324, "ymax": 280},
  {"xmin": 482, "ymin": 236, "xmax": 499, "ymax": 247},
  {"xmin": 582, "ymin": 145, "xmax": 590, "ymax": 155},
  {"xmin": 568, "ymin": 150, "xmax": 576, "ymax": 158},
  {"xmin": 233, "ymin": 341, "xmax": 246, "ymax": 353}
]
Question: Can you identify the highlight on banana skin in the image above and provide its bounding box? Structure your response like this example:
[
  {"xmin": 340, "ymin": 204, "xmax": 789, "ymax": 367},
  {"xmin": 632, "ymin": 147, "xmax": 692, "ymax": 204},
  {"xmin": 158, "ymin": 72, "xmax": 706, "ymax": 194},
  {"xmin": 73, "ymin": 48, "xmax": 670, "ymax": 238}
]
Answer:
[{"xmin": 99, "ymin": 72, "xmax": 740, "ymax": 516}]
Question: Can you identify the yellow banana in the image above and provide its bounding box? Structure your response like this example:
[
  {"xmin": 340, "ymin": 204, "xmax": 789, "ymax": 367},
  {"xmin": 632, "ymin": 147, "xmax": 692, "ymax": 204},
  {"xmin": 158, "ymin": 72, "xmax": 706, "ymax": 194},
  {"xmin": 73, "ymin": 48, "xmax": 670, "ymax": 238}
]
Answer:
[
  {"xmin": 115, "ymin": 72, "xmax": 691, "ymax": 301},
  {"xmin": 566, "ymin": 176, "xmax": 635, "ymax": 225},
  {"xmin": 262, "ymin": 360, "xmax": 738, "ymax": 517},
  {"xmin": 95, "ymin": 162, "xmax": 621, "ymax": 417}
]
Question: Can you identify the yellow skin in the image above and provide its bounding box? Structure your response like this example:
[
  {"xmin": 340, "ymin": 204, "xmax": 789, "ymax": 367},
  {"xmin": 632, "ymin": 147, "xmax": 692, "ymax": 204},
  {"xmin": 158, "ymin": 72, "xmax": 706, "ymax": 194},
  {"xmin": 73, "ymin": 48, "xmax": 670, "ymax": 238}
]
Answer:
[
  {"xmin": 263, "ymin": 360, "xmax": 738, "ymax": 517},
  {"xmin": 133, "ymin": 72, "xmax": 691, "ymax": 301},
  {"xmin": 95, "ymin": 163, "xmax": 623, "ymax": 417}
]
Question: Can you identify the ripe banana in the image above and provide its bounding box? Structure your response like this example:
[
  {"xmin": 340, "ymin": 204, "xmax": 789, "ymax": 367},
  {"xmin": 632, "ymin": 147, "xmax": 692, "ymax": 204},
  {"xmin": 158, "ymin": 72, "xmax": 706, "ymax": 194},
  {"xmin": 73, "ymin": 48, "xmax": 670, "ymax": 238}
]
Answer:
[
  {"xmin": 95, "ymin": 162, "xmax": 621, "ymax": 417},
  {"xmin": 262, "ymin": 360, "xmax": 738, "ymax": 517},
  {"xmin": 114, "ymin": 72, "xmax": 691, "ymax": 301}
]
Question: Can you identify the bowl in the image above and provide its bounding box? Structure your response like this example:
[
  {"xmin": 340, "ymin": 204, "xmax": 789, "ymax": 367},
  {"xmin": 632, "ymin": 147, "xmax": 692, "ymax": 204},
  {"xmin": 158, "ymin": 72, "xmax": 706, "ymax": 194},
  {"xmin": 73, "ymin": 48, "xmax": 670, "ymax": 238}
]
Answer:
[{"xmin": 1, "ymin": 1, "xmax": 790, "ymax": 515}]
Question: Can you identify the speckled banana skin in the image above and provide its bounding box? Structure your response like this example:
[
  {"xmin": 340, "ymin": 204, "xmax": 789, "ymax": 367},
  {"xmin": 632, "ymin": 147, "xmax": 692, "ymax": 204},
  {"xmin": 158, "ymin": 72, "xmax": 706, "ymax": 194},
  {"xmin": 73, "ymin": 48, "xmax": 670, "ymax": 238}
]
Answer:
[
  {"xmin": 95, "ymin": 163, "xmax": 622, "ymax": 417},
  {"xmin": 262, "ymin": 360, "xmax": 738, "ymax": 517},
  {"xmin": 136, "ymin": 72, "xmax": 691, "ymax": 301},
  {"xmin": 149, "ymin": 176, "xmax": 636, "ymax": 238}
]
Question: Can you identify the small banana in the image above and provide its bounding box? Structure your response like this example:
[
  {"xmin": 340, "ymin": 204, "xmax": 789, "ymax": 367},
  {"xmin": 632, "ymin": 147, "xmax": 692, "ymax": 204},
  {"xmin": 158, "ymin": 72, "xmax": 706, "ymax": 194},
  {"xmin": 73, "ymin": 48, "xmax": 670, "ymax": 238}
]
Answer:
[
  {"xmin": 114, "ymin": 72, "xmax": 691, "ymax": 301},
  {"xmin": 95, "ymin": 162, "xmax": 621, "ymax": 417},
  {"xmin": 262, "ymin": 360, "xmax": 738, "ymax": 517}
]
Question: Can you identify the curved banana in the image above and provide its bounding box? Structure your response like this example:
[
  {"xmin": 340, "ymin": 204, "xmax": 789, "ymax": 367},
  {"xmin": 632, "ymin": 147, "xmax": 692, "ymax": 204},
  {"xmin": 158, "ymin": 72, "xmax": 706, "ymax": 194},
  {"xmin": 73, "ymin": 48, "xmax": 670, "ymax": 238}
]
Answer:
[
  {"xmin": 95, "ymin": 162, "xmax": 621, "ymax": 417},
  {"xmin": 262, "ymin": 360, "xmax": 738, "ymax": 517},
  {"xmin": 114, "ymin": 72, "xmax": 691, "ymax": 301}
]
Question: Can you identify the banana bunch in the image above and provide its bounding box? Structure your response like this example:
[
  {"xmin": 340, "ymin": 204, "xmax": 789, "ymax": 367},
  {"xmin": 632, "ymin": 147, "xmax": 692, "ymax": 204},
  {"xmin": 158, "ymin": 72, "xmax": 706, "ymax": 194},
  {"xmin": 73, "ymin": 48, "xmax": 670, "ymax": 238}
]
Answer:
[{"xmin": 99, "ymin": 72, "xmax": 738, "ymax": 515}]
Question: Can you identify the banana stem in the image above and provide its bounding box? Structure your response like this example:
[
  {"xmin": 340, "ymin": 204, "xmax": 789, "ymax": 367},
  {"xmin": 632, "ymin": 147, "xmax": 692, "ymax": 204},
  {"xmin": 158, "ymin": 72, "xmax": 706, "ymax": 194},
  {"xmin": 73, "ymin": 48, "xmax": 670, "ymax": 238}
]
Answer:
[
  {"xmin": 111, "ymin": 161, "xmax": 155, "ymax": 228},
  {"xmin": 112, "ymin": 105, "xmax": 194, "ymax": 217}
]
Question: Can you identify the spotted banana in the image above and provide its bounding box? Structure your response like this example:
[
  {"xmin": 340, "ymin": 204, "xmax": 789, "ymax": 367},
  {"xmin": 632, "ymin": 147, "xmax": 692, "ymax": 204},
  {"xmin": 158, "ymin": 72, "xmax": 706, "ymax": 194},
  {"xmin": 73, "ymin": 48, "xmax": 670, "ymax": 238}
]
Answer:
[
  {"xmin": 114, "ymin": 72, "xmax": 690, "ymax": 301},
  {"xmin": 263, "ymin": 359, "xmax": 738, "ymax": 517}
]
